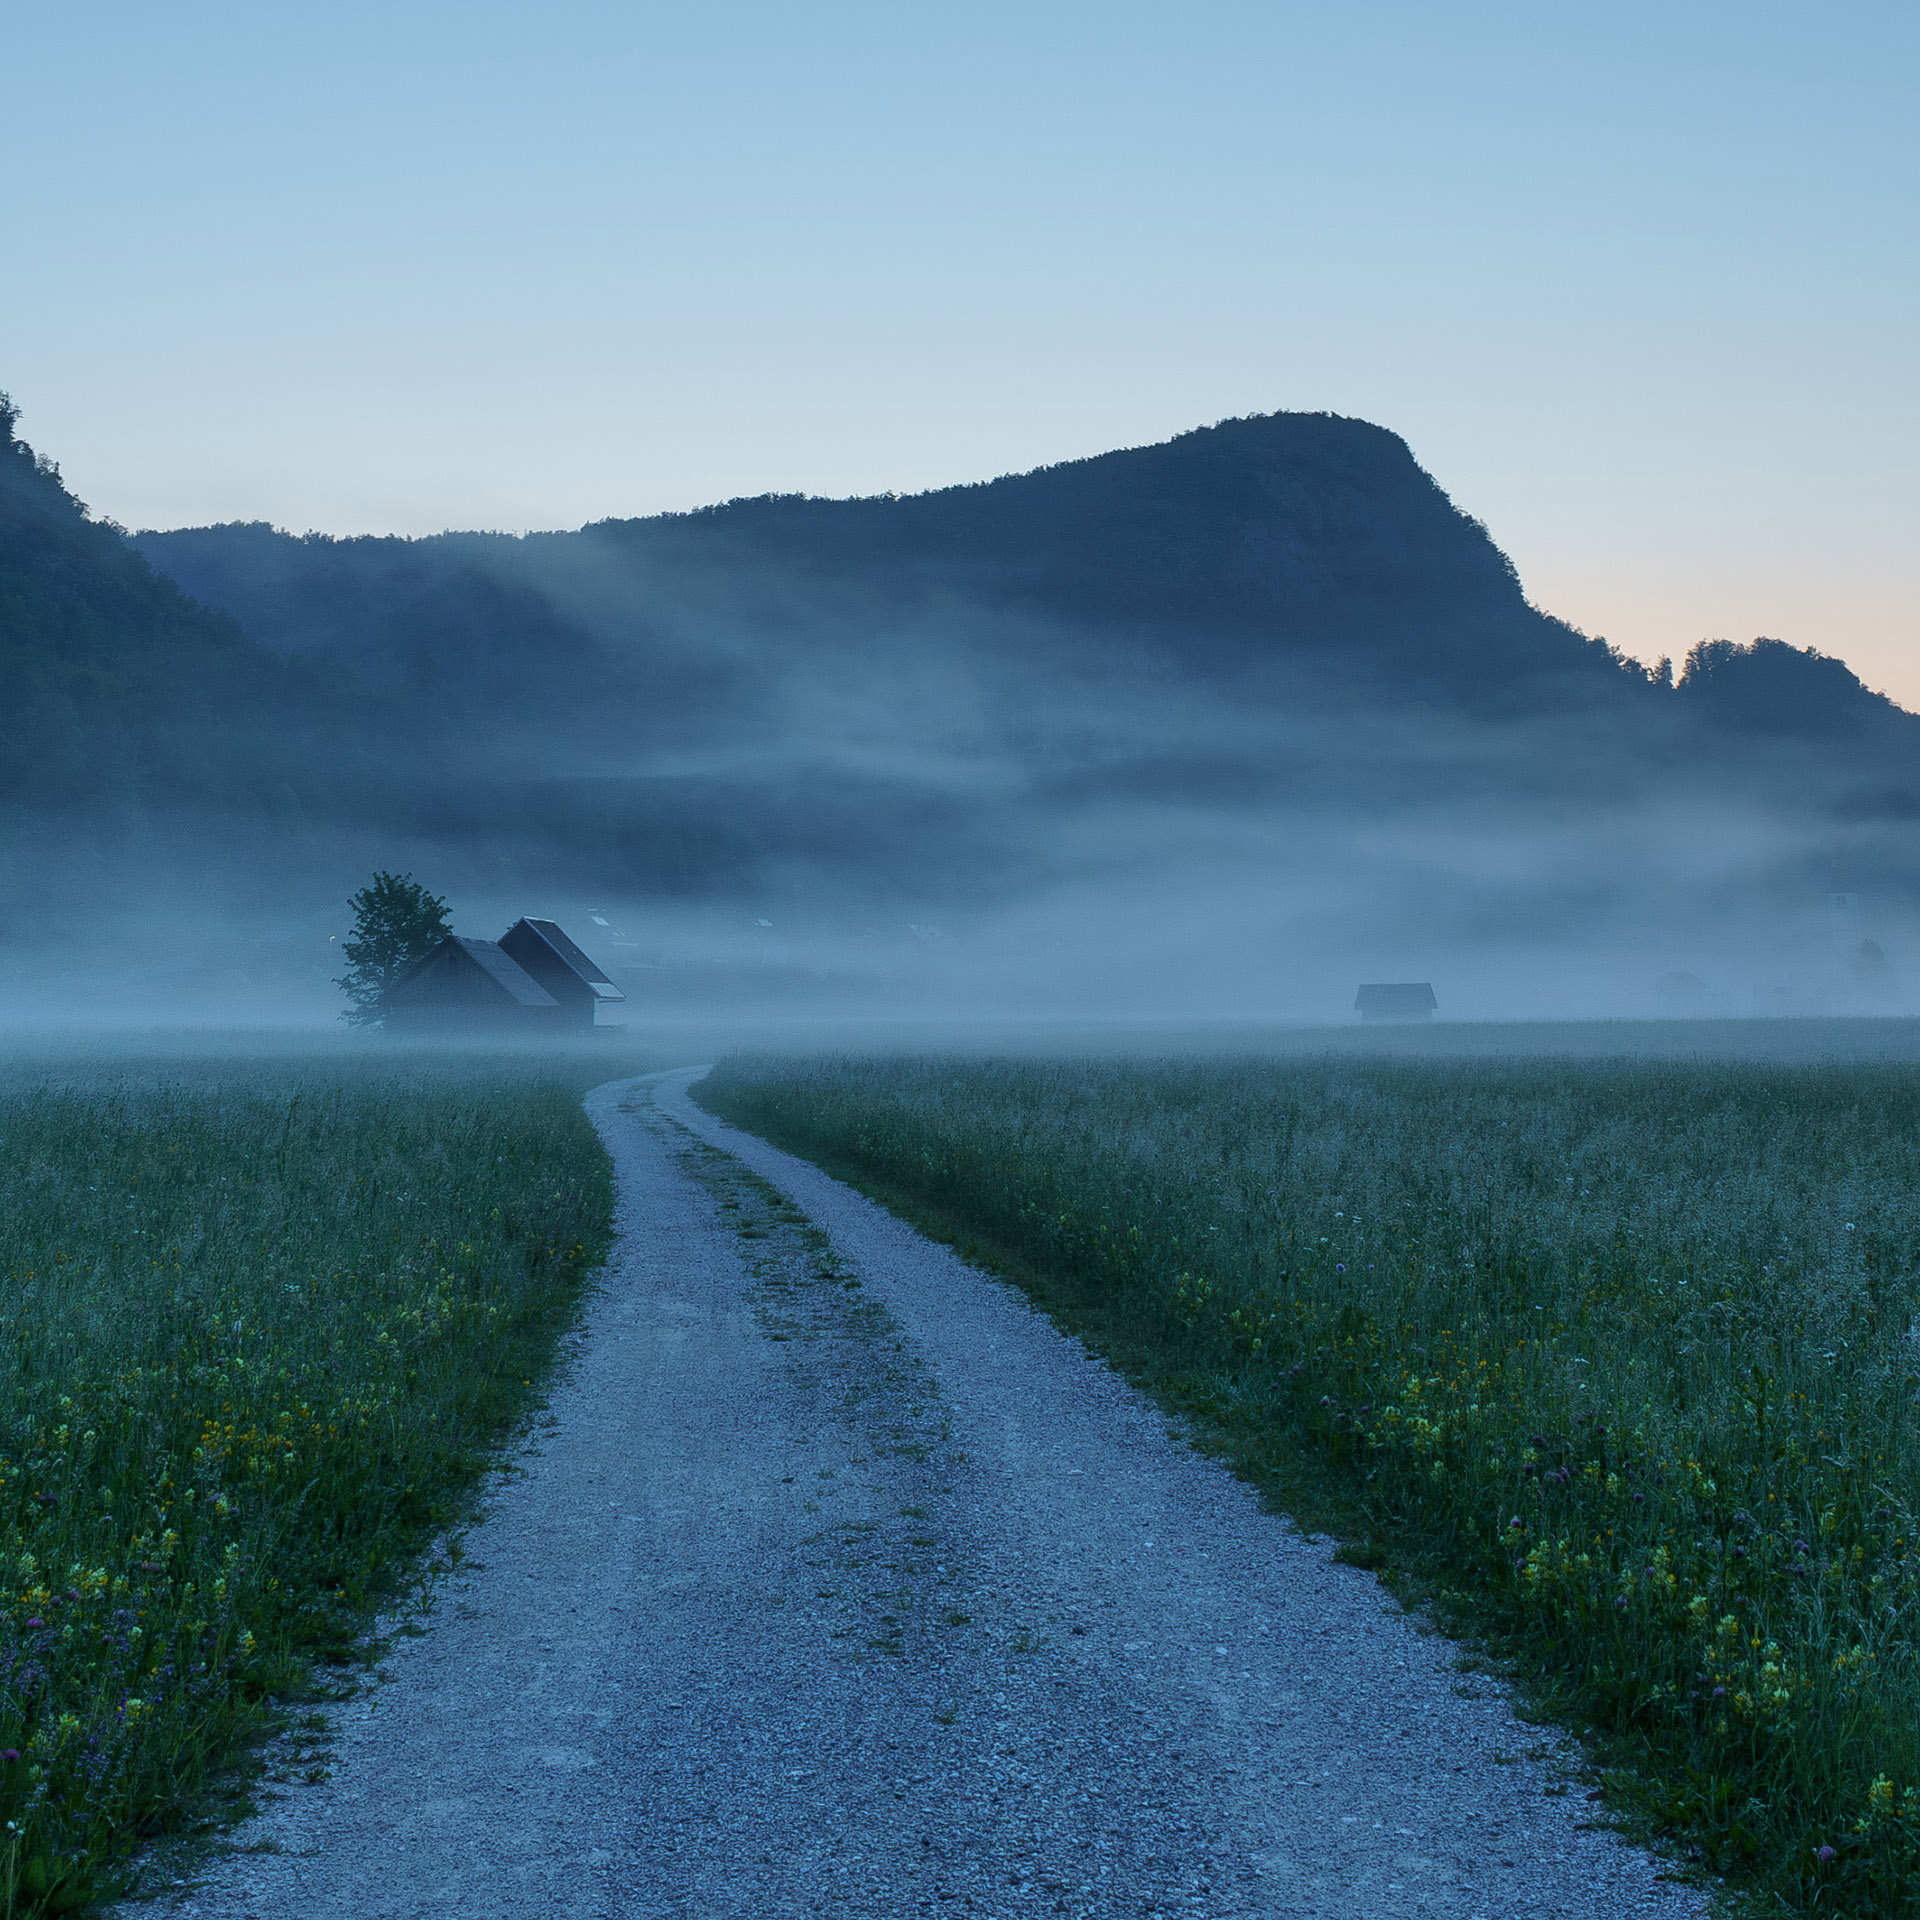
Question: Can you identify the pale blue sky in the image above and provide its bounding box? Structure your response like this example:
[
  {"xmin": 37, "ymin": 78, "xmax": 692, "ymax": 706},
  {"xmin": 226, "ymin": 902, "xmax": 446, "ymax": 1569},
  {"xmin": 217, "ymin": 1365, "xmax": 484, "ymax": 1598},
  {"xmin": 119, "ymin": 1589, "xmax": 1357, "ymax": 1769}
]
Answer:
[{"xmin": 6, "ymin": 2, "xmax": 1915, "ymax": 695}]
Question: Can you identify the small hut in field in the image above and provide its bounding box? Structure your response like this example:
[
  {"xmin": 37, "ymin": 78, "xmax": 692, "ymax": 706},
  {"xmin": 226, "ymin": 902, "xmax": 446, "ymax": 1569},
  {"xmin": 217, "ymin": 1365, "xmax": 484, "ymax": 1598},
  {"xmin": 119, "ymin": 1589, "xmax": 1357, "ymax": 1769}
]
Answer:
[
  {"xmin": 379, "ymin": 919, "xmax": 625, "ymax": 1032},
  {"xmin": 1353, "ymin": 982, "xmax": 1437, "ymax": 1024}
]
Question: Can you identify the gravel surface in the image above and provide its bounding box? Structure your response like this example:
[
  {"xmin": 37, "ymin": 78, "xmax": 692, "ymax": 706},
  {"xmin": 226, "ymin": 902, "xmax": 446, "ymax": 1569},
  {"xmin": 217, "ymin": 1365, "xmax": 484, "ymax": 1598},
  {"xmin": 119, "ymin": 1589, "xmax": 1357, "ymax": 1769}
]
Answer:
[{"xmin": 118, "ymin": 1068, "xmax": 1715, "ymax": 1919}]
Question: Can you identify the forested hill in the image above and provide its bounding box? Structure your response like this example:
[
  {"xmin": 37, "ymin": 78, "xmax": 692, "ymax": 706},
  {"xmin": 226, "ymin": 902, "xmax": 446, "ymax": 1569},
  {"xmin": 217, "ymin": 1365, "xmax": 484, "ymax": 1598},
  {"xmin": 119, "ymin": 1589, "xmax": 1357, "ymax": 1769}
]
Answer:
[
  {"xmin": 7, "ymin": 393, "xmax": 1918, "ymax": 980},
  {"xmin": 0, "ymin": 395, "xmax": 338, "ymax": 811},
  {"xmin": 574, "ymin": 413, "xmax": 1611, "ymax": 698},
  {"xmin": 144, "ymin": 413, "xmax": 1625, "ymax": 708},
  {"xmin": 137, "ymin": 411, "xmax": 1906, "ymax": 741}
]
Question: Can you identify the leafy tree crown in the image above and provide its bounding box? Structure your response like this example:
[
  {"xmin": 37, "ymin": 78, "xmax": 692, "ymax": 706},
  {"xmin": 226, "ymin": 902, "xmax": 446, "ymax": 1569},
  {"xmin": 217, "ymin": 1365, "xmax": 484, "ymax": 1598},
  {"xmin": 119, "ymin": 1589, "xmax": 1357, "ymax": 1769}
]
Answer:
[{"xmin": 336, "ymin": 871, "xmax": 452, "ymax": 1026}]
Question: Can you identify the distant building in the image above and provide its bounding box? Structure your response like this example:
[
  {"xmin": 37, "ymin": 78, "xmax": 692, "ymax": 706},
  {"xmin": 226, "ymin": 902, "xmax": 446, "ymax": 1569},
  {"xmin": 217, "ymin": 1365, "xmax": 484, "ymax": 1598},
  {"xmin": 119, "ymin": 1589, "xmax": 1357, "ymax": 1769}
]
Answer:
[
  {"xmin": 379, "ymin": 919, "xmax": 626, "ymax": 1031},
  {"xmin": 1659, "ymin": 970, "xmax": 1712, "ymax": 1005},
  {"xmin": 497, "ymin": 918, "xmax": 627, "ymax": 1023},
  {"xmin": 1354, "ymin": 982, "xmax": 1437, "ymax": 1023}
]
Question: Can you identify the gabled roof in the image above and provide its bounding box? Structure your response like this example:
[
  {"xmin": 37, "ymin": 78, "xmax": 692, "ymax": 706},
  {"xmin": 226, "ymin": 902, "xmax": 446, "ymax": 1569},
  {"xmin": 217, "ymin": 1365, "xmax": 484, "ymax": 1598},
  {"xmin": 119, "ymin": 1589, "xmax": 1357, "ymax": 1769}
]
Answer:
[
  {"xmin": 384, "ymin": 935, "xmax": 560, "ymax": 1008},
  {"xmin": 1353, "ymin": 981, "xmax": 1437, "ymax": 1012},
  {"xmin": 501, "ymin": 917, "xmax": 626, "ymax": 1002},
  {"xmin": 461, "ymin": 937, "xmax": 562, "ymax": 1006}
]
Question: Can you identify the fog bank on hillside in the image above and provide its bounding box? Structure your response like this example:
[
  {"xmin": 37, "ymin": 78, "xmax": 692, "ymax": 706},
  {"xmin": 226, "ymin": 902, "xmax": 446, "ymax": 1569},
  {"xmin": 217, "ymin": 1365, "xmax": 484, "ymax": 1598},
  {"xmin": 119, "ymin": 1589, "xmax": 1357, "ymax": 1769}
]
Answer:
[{"xmin": 5, "ymin": 400, "xmax": 1917, "ymax": 1027}]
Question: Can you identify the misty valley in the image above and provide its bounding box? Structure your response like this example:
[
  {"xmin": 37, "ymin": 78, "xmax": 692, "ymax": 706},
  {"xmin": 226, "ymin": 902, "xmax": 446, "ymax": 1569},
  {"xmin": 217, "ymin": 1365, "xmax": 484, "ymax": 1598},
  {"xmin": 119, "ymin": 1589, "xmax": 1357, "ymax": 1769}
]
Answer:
[
  {"xmin": 9, "ymin": 391, "xmax": 1920, "ymax": 1920},
  {"xmin": 12, "ymin": 0, "xmax": 1920, "ymax": 1905},
  {"xmin": 5, "ymin": 395, "xmax": 1916, "ymax": 1028}
]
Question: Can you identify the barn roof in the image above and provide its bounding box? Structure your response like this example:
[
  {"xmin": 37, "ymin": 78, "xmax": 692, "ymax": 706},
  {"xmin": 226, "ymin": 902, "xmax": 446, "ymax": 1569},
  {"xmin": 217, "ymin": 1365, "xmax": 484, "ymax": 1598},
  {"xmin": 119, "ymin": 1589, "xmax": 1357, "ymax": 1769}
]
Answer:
[
  {"xmin": 460, "ymin": 938, "xmax": 562, "ymax": 1006},
  {"xmin": 502, "ymin": 918, "xmax": 626, "ymax": 1002},
  {"xmin": 1353, "ymin": 981, "xmax": 1437, "ymax": 1013},
  {"xmin": 384, "ymin": 936, "xmax": 560, "ymax": 1008}
]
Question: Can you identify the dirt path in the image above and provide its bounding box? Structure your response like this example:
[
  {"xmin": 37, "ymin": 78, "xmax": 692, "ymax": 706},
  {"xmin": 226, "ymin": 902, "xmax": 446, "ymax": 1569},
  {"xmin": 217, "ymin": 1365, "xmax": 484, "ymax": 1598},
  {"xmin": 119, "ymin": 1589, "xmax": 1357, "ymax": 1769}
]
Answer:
[{"xmin": 123, "ymin": 1069, "xmax": 1712, "ymax": 1919}]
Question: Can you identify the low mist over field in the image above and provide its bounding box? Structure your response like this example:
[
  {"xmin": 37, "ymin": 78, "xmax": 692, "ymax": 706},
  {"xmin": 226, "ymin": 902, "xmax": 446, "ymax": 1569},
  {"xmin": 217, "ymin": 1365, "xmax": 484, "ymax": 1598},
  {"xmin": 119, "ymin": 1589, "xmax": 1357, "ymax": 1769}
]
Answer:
[{"xmin": 4, "ymin": 394, "xmax": 1917, "ymax": 1027}]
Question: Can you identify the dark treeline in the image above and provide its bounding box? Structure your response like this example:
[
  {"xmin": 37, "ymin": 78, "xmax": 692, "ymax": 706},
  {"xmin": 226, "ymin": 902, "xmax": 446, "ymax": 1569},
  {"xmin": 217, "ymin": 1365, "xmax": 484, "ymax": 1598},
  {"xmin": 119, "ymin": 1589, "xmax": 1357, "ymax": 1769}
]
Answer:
[{"xmin": 0, "ymin": 395, "xmax": 332, "ymax": 815}]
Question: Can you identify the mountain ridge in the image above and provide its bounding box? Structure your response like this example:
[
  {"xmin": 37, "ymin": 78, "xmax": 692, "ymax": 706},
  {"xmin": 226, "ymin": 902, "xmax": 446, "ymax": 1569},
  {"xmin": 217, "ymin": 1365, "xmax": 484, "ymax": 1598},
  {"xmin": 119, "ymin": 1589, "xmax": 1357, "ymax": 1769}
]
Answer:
[
  {"xmin": 4, "ymin": 392, "xmax": 1917, "ymax": 1020},
  {"xmin": 135, "ymin": 410, "xmax": 1902, "ymax": 740}
]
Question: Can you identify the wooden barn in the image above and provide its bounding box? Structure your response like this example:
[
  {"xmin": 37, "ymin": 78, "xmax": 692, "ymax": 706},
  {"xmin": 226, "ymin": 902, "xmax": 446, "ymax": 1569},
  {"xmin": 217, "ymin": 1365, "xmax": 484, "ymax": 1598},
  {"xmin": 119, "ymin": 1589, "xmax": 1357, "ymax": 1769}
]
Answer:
[
  {"xmin": 379, "ymin": 919, "xmax": 626, "ymax": 1032},
  {"xmin": 1353, "ymin": 981, "xmax": 1437, "ymax": 1024},
  {"xmin": 497, "ymin": 918, "xmax": 627, "ymax": 1023}
]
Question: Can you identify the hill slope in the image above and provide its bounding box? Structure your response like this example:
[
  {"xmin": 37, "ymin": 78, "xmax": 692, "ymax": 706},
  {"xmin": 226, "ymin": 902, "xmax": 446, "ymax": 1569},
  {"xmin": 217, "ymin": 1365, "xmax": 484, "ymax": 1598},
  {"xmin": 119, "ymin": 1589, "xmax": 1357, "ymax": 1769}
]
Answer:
[
  {"xmin": 6, "ymin": 396, "xmax": 1917, "ymax": 1019},
  {"xmin": 144, "ymin": 413, "xmax": 1635, "ymax": 709},
  {"xmin": 138, "ymin": 410, "xmax": 1912, "ymax": 748},
  {"xmin": 0, "ymin": 395, "xmax": 333, "ymax": 812}
]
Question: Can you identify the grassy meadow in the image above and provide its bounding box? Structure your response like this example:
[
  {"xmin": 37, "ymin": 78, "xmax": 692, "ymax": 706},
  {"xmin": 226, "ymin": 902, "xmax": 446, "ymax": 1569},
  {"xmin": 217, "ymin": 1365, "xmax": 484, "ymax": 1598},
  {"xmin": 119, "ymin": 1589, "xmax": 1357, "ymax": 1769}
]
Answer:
[
  {"xmin": 0, "ymin": 1042, "xmax": 650, "ymax": 1914},
  {"xmin": 701, "ymin": 1047, "xmax": 1920, "ymax": 1917}
]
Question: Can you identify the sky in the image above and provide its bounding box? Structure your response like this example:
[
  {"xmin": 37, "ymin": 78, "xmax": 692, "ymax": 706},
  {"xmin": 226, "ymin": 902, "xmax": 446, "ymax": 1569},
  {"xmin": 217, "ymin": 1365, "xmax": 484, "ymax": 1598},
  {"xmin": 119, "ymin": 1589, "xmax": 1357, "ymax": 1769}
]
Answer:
[{"xmin": 5, "ymin": 1, "xmax": 1916, "ymax": 698}]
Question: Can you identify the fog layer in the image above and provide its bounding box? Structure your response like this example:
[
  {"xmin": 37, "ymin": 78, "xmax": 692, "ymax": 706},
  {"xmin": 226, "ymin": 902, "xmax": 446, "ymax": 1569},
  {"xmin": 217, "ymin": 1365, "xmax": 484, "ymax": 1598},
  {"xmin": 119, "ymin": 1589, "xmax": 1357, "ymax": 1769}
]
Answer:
[{"xmin": 4, "ymin": 400, "xmax": 1914, "ymax": 1025}]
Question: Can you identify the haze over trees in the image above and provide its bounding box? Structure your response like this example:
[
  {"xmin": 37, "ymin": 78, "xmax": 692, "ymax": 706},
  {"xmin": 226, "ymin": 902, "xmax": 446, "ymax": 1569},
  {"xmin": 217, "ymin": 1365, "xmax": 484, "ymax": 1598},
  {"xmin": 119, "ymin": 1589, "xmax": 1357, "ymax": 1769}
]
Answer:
[{"xmin": 2, "ymin": 391, "xmax": 1914, "ymax": 1017}]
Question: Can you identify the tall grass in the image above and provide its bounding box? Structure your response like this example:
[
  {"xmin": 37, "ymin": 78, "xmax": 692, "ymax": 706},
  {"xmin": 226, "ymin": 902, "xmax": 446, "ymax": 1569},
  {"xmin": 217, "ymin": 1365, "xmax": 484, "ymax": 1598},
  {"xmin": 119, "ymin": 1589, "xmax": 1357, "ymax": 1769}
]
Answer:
[
  {"xmin": 702, "ymin": 1051, "xmax": 1920, "ymax": 1916},
  {"xmin": 0, "ymin": 1050, "xmax": 633, "ymax": 1913}
]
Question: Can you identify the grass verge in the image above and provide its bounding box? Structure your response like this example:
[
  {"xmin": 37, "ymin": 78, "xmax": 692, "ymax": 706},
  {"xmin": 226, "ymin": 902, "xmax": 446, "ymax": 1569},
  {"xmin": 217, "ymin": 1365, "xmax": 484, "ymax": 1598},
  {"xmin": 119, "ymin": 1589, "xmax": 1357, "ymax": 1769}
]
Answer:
[
  {"xmin": 698, "ymin": 1049, "xmax": 1920, "ymax": 1919},
  {"xmin": 0, "ymin": 1044, "xmax": 658, "ymax": 1913}
]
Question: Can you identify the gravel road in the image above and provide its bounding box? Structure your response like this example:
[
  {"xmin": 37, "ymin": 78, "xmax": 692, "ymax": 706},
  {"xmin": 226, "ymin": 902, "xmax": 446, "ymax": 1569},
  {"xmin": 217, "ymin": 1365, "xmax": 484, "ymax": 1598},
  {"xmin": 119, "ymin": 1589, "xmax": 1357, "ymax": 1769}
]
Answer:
[{"xmin": 121, "ymin": 1068, "xmax": 1713, "ymax": 1919}]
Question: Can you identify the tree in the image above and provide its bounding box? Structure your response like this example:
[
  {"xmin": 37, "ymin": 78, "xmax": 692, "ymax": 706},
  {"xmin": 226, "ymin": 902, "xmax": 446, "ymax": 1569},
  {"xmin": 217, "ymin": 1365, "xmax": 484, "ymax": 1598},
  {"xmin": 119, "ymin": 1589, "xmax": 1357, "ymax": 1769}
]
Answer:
[{"xmin": 336, "ymin": 871, "xmax": 452, "ymax": 1026}]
